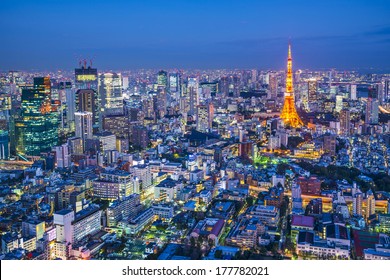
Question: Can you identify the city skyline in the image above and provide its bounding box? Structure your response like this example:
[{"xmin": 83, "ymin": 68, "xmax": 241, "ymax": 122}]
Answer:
[
  {"xmin": 1, "ymin": 0, "xmax": 390, "ymax": 71},
  {"xmin": 1, "ymin": 0, "xmax": 390, "ymax": 262}
]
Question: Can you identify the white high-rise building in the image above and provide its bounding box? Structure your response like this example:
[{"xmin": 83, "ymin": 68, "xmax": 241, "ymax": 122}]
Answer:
[
  {"xmin": 122, "ymin": 76, "xmax": 129, "ymax": 90},
  {"xmin": 74, "ymin": 111, "xmax": 93, "ymax": 147},
  {"xmin": 353, "ymin": 192, "xmax": 363, "ymax": 216},
  {"xmin": 350, "ymin": 84, "xmax": 357, "ymax": 100},
  {"xmin": 54, "ymin": 209, "xmax": 74, "ymax": 244},
  {"xmin": 98, "ymin": 73, "xmax": 123, "ymax": 115},
  {"xmin": 335, "ymin": 95, "xmax": 343, "ymax": 113}
]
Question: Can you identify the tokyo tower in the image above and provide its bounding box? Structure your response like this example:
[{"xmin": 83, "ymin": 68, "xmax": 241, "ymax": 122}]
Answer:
[{"xmin": 280, "ymin": 44, "xmax": 304, "ymax": 128}]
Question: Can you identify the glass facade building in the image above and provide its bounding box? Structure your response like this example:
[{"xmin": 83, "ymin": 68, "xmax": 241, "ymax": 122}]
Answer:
[{"xmin": 15, "ymin": 77, "xmax": 59, "ymax": 156}]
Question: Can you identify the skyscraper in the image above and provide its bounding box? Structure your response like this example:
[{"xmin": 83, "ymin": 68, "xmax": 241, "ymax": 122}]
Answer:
[
  {"xmin": 75, "ymin": 64, "xmax": 98, "ymax": 91},
  {"xmin": 280, "ymin": 44, "xmax": 303, "ymax": 128},
  {"xmin": 268, "ymin": 73, "xmax": 277, "ymax": 99},
  {"xmin": 365, "ymin": 87, "xmax": 379, "ymax": 125},
  {"xmin": 157, "ymin": 70, "xmax": 168, "ymax": 91},
  {"xmin": 307, "ymin": 78, "xmax": 317, "ymax": 112},
  {"xmin": 76, "ymin": 89, "xmax": 98, "ymax": 130},
  {"xmin": 98, "ymin": 73, "xmax": 123, "ymax": 115},
  {"xmin": 219, "ymin": 76, "xmax": 229, "ymax": 97},
  {"xmin": 335, "ymin": 95, "xmax": 343, "ymax": 113},
  {"xmin": 169, "ymin": 72, "xmax": 180, "ymax": 99},
  {"xmin": 188, "ymin": 77, "xmax": 199, "ymax": 116},
  {"xmin": 63, "ymin": 83, "xmax": 76, "ymax": 132},
  {"xmin": 15, "ymin": 77, "xmax": 59, "ymax": 156},
  {"xmin": 196, "ymin": 103, "xmax": 214, "ymax": 132},
  {"xmin": 384, "ymin": 80, "xmax": 390, "ymax": 102},
  {"xmin": 340, "ymin": 109, "xmax": 351, "ymax": 136},
  {"xmin": 74, "ymin": 111, "xmax": 93, "ymax": 148},
  {"xmin": 350, "ymin": 84, "xmax": 357, "ymax": 100},
  {"xmin": 0, "ymin": 130, "xmax": 10, "ymax": 159}
]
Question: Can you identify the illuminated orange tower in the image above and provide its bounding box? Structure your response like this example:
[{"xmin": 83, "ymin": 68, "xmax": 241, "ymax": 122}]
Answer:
[{"xmin": 280, "ymin": 44, "xmax": 303, "ymax": 128}]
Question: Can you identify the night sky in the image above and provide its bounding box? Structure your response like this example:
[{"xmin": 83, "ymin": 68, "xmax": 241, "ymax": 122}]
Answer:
[{"xmin": 1, "ymin": 0, "xmax": 390, "ymax": 71}]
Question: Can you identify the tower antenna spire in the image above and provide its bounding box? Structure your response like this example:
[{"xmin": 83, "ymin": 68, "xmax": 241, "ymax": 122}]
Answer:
[{"xmin": 280, "ymin": 42, "xmax": 304, "ymax": 128}]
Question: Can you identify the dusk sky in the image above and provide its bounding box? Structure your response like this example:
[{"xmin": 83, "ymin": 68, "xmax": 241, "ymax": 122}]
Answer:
[{"xmin": 1, "ymin": 0, "xmax": 390, "ymax": 71}]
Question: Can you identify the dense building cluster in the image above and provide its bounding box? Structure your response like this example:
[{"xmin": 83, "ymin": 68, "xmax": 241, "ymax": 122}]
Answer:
[{"xmin": 0, "ymin": 47, "xmax": 390, "ymax": 260}]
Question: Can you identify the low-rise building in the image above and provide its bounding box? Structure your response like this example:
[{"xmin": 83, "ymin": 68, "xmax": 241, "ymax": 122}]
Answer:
[{"xmin": 246, "ymin": 204, "xmax": 280, "ymax": 227}]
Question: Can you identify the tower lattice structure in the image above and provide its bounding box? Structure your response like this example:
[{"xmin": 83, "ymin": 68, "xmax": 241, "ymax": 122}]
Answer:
[{"xmin": 280, "ymin": 44, "xmax": 303, "ymax": 128}]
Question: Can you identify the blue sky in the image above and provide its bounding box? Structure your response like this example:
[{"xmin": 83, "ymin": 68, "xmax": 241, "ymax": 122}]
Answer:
[{"xmin": 1, "ymin": 0, "xmax": 390, "ymax": 71}]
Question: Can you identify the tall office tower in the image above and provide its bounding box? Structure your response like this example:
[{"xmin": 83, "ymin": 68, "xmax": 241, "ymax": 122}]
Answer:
[
  {"xmin": 157, "ymin": 88, "xmax": 167, "ymax": 118},
  {"xmin": 340, "ymin": 109, "xmax": 351, "ymax": 136},
  {"xmin": 219, "ymin": 76, "xmax": 229, "ymax": 97},
  {"xmin": 169, "ymin": 72, "xmax": 180, "ymax": 99},
  {"xmin": 187, "ymin": 77, "xmax": 199, "ymax": 116},
  {"xmin": 75, "ymin": 63, "xmax": 98, "ymax": 90},
  {"xmin": 350, "ymin": 84, "xmax": 357, "ymax": 100},
  {"xmin": 231, "ymin": 75, "xmax": 241, "ymax": 97},
  {"xmin": 55, "ymin": 144, "xmax": 70, "ymax": 168},
  {"xmin": 157, "ymin": 70, "xmax": 168, "ymax": 90},
  {"xmin": 307, "ymin": 78, "xmax": 317, "ymax": 111},
  {"xmin": 280, "ymin": 44, "xmax": 303, "ymax": 128},
  {"xmin": 366, "ymin": 189, "xmax": 376, "ymax": 219},
  {"xmin": 268, "ymin": 72, "xmax": 278, "ymax": 99},
  {"xmin": 98, "ymin": 73, "xmax": 123, "ymax": 115},
  {"xmin": 143, "ymin": 97, "xmax": 155, "ymax": 119},
  {"xmin": 353, "ymin": 192, "xmax": 363, "ymax": 216},
  {"xmin": 57, "ymin": 82, "xmax": 72, "ymax": 133},
  {"xmin": 0, "ymin": 94, "xmax": 11, "ymax": 154},
  {"xmin": 196, "ymin": 104, "xmax": 211, "ymax": 132},
  {"xmin": 365, "ymin": 88, "xmax": 379, "ymax": 125},
  {"xmin": 385, "ymin": 80, "xmax": 390, "ymax": 102},
  {"xmin": 74, "ymin": 111, "xmax": 93, "ymax": 147},
  {"xmin": 76, "ymin": 89, "xmax": 98, "ymax": 129},
  {"xmin": 15, "ymin": 77, "xmax": 59, "ymax": 156},
  {"xmin": 335, "ymin": 95, "xmax": 343, "ymax": 113},
  {"xmin": 64, "ymin": 86, "xmax": 76, "ymax": 132},
  {"xmin": 122, "ymin": 76, "xmax": 129, "ymax": 90},
  {"xmin": 0, "ymin": 130, "xmax": 10, "ymax": 159},
  {"xmin": 251, "ymin": 69, "xmax": 257, "ymax": 83},
  {"xmin": 377, "ymin": 83, "xmax": 384, "ymax": 105},
  {"xmin": 58, "ymin": 82, "xmax": 71, "ymax": 103}
]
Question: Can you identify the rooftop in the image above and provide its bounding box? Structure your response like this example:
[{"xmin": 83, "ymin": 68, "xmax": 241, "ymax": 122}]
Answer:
[{"xmin": 291, "ymin": 215, "xmax": 315, "ymax": 228}]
